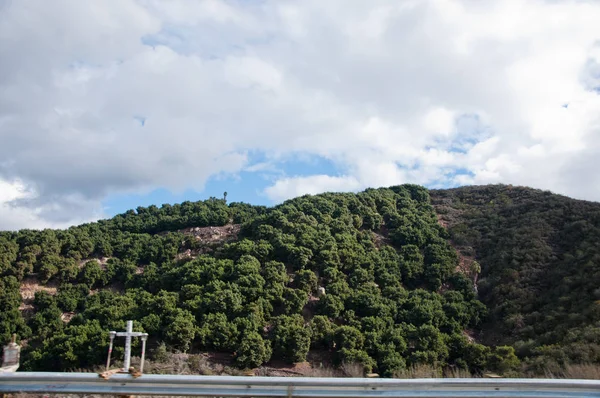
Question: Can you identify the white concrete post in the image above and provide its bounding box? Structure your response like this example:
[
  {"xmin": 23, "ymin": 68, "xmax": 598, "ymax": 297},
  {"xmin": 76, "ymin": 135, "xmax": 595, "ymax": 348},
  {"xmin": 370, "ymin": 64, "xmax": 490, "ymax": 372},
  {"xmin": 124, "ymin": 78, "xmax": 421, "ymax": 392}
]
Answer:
[
  {"xmin": 140, "ymin": 334, "xmax": 148, "ymax": 374},
  {"xmin": 123, "ymin": 320, "xmax": 133, "ymax": 370},
  {"xmin": 1, "ymin": 334, "xmax": 20, "ymax": 373},
  {"xmin": 106, "ymin": 331, "xmax": 116, "ymax": 371}
]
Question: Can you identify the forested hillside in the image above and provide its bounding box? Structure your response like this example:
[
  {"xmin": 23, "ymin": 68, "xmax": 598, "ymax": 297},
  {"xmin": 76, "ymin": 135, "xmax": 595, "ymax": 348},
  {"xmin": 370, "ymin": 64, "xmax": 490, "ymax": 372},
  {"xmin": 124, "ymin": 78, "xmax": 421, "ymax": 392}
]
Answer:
[
  {"xmin": 431, "ymin": 185, "xmax": 600, "ymax": 373},
  {"xmin": 1, "ymin": 184, "xmax": 598, "ymax": 376}
]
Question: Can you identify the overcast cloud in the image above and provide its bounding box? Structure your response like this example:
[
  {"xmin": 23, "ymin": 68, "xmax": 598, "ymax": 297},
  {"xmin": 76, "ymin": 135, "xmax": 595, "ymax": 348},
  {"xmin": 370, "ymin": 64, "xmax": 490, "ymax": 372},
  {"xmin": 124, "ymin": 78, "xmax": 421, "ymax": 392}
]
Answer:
[{"xmin": 1, "ymin": 0, "xmax": 600, "ymax": 230}]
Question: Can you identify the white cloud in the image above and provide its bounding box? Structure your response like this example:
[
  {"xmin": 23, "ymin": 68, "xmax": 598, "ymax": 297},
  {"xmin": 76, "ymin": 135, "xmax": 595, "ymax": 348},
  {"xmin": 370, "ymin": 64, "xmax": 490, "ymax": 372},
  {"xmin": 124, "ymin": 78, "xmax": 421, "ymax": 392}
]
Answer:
[
  {"xmin": 422, "ymin": 107, "xmax": 456, "ymax": 137},
  {"xmin": 1, "ymin": 0, "xmax": 600, "ymax": 228},
  {"xmin": 0, "ymin": 179, "xmax": 99, "ymax": 230},
  {"xmin": 0, "ymin": 180, "xmax": 43, "ymax": 230},
  {"xmin": 265, "ymin": 175, "xmax": 361, "ymax": 202}
]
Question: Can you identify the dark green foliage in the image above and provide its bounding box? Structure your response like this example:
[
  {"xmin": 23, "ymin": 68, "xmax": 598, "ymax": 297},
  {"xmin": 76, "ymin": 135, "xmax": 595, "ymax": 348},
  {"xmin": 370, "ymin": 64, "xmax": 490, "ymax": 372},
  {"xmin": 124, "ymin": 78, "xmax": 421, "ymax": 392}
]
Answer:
[
  {"xmin": 282, "ymin": 288, "xmax": 308, "ymax": 315},
  {"xmin": 405, "ymin": 324, "xmax": 449, "ymax": 367},
  {"xmin": 309, "ymin": 315, "xmax": 334, "ymax": 349},
  {"xmin": 235, "ymin": 331, "xmax": 272, "ymax": 368},
  {"xmin": 333, "ymin": 326, "xmax": 364, "ymax": 350},
  {"xmin": 56, "ymin": 284, "xmax": 88, "ymax": 312},
  {"xmin": 0, "ymin": 236, "xmax": 19, "ymax": 275},
  {"xmin": 294, "ymin": 269, "xmax": 318, "ymax": 294},
  {"xmin": 317, "ymin": 294, "xmax": 344, "ymax": 318},
  {"xmin": 377, "ymin": 349, "xmax": 406, "ymax": 377},
  {"xmin": 198, "ymin": 313, "xmax": 238, "ymax": 351},
  {"xmin": 164, "ymin": 309, "xmax": 196, "ymax": 351},
  {"xmin": 431, "ymin": 185, "xmax": 600, "ymax": 369},
  {"xmin": 37, "ymin": 254, "xmax": 61, "ymax": 283},
  {"xmin": 0, "ymin": 276, "xmax": 31, "ymax": 344},
  {"xmin": 79, "ymin": 260, "xmax": 103, "ymax": 287},
  {"xmin": 270, "ymin": 315, "xmax": 312, "ymax": 363},
  {"xmin": 23, "ymin": 319, "xmax": 109, "ymax": 370},
  {"xmin": 487, "ymin": 346, "xmax": 521, "ymax": 373},
  {"xmin": 335, "ymin": 348, "xmax": 376, "ymax": 373}
]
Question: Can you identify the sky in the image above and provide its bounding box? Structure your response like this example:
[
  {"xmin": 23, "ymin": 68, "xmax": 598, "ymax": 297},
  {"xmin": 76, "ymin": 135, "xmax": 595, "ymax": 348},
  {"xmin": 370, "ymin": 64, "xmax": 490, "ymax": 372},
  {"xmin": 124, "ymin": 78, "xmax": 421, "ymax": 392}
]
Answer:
[{"xmin": 1, "ymin": 0, "xmax": 600, "ymax": 231}]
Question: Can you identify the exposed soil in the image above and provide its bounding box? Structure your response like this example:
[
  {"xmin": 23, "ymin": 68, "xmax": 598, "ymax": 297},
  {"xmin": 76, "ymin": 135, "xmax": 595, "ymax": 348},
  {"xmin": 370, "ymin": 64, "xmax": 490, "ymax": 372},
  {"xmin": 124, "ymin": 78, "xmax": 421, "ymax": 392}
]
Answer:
[
  {"xmin": 19, "ymin": 276, "xmax": 57, "ymax": 302},
  {"xmin": 367, "ymin": 224, "xmax": 390, "ymax": 248},
  {"xmin": 18, "ymin": 276, "xmax": 58, "ymax": 318},
  {"xmin": 179, "ymin": 224, "xmax": 241, "ymax": 243},
  {"xmin": 175, "ymin": 249, "xmax": 195, "ymax": 261},
  {"xmin": 77, "ymin": 257, "xmax": 112, "ymax": 270},
  {"xmin": 253, "ymin": 351, "xmax": 335, "ymax": 377},
  {"xmin": 436, "ymin": 213, "xmax": 448, "ymax": 228},
  {"xmin": 61, "ymin": 312, "xmax": 76, "ymax": 323},
  {"xmin": 174, "ymin": 224, "xmax": 242, "ymax": 260},
  {"xmin": 372, "ymin": 231, "xmax": 390, "ymax": 248},
  {"xmin": 89, "ymin": 282, "xmax": 125, "ymax": 296},
  {"xmin": 463, "ymin": 329, "xmax": 476, "ymax": 343},
  {"xmin": 259, "ymin": 361, "xmax": 313, "ymax": 376}
]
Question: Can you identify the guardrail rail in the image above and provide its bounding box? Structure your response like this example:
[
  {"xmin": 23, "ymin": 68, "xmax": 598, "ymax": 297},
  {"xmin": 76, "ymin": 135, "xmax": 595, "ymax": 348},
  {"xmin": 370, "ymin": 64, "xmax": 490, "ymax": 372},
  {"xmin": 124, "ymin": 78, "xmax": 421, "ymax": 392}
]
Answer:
[{"xmin": 1, "ymin": 372, "xmax": 600, "ymax": 397}]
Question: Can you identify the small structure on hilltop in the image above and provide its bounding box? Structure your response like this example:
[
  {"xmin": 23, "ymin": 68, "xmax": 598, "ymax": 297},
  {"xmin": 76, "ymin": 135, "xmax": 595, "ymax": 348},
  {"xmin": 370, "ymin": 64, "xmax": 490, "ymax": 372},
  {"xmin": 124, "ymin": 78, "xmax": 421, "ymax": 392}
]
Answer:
[
  {"xmin": 1, "ymin": 334, "xmax": 20, "ymax": 373},
  {"xmin": 101, "ymin": 320, "xmax": 148, "ymax": 379}
]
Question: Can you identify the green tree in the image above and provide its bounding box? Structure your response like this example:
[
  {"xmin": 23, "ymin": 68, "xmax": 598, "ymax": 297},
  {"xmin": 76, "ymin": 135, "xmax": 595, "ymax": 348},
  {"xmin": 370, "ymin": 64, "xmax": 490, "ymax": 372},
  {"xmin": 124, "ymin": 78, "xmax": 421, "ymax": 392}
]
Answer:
[
  {"xmin": 487, "ymin": 346, "xmax": 520, "ymax": 374},
  {"xmin": 310, "ymin": 315, "xmax": 334, "ymax": 349},
  {"xmin": 283, "ymin": 288, "xmax": 308, "ymax": 315},
  {"xmin": 333, "ymin": 326, "xmax": 364, "ymax": 351},
  {"xmin": 335, "ymin": 348, "xmax": 375, "ymax": 374},
  {"xmin": 270, "ymin": 315, "xmax": 312, "ymax": 363},
  {"xmin": 317, "ymin": 294, "xmax": 344, "ymax": 318},
  {"xmin": 235, "ymin": 332, "xmax": 272, "ymax": 368},
  {"xmin": 164, "ymin": 309, "xmax": 196, "ymax": 351},
  {"xmin": 198, "ymin": 313, "xmax": 238, "ymax": 351},
  {"xmin": 294, "ymin": 269, "xmax": 318, "ymax": 294},
  {"xmin": 37, "ymin": 254, "xmax": 61, "ymax": 283},
  {"xmin": 79, "ymin": 260, "xmax": 103, "ymax": 287},
  {"xmin": 377, "ymin": 348, "xmax": 406, "ymax": 377},
  {"xmin": 56, "ymin": 284, "xmax": 88, "ymax": 312}
]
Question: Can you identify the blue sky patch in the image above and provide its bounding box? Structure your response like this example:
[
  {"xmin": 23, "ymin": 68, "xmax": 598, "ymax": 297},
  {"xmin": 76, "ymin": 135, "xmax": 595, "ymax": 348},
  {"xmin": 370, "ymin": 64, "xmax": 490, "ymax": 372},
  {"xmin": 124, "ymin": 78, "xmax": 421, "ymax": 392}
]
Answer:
[{"xmin": 101, "ymin": 152, "xmax": 342, "ymax": 216}]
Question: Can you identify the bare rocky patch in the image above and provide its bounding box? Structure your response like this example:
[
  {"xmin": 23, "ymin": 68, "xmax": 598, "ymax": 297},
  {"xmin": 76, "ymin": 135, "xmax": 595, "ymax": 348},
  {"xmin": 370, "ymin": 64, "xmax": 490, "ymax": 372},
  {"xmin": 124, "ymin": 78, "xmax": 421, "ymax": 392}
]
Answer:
[
  {"xmin": 77, "ymin": 256, "xmax": 112, "ymax": 270},
  {"xmin": 19, "ymin": 276, "xmax": 58, "ymax": 301},
  {"xmin": 178, "ymin": 224, "xmax": 241, "ymax": 243},
  {"xmin": 175, "ymin": 224, "xmax": 241, "ymax": 260},
  {"xmin": 61, "ymin": 312, "xmax": 76, "ymax": 323},
  {"xmin": 18, "ymin": 276, "xmax": 58, "ymax": 318}
]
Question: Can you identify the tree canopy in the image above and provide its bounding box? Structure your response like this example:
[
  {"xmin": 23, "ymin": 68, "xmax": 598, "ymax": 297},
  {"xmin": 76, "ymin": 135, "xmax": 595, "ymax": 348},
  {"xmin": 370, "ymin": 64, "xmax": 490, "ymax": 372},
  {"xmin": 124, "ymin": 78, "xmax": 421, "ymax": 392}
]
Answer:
[{"xmin": 2, "ymin": 184, "xmax": 593, "ymax": 375}]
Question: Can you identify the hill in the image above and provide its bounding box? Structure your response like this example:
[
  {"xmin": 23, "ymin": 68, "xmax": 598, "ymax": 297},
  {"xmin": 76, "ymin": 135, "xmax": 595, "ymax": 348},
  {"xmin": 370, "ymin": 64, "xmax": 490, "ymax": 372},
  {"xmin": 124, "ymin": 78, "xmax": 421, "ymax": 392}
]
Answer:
[
  {"xmin": 0, "ymin": 184, "xmax": 597, "ymax": 376},
  {"xmin": 431, "ymin": 185, "xmax": 600, "ymax": 373}
]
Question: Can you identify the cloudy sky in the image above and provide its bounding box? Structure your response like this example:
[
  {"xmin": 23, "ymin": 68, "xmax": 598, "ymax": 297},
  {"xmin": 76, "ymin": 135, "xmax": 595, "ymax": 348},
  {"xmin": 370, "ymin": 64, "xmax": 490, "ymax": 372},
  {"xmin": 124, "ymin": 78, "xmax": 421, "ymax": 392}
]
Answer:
[{"xmin": 1, "ymin": 0, "xmax": 600, "ymax": 230}]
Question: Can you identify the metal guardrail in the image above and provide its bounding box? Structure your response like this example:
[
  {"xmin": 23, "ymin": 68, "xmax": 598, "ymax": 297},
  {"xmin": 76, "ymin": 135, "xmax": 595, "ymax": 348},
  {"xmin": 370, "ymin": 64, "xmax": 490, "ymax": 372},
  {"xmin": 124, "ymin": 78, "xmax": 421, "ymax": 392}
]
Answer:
[{"xmin": 1, "ymin": 372, "xmax": 600, "ymax": 397}]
